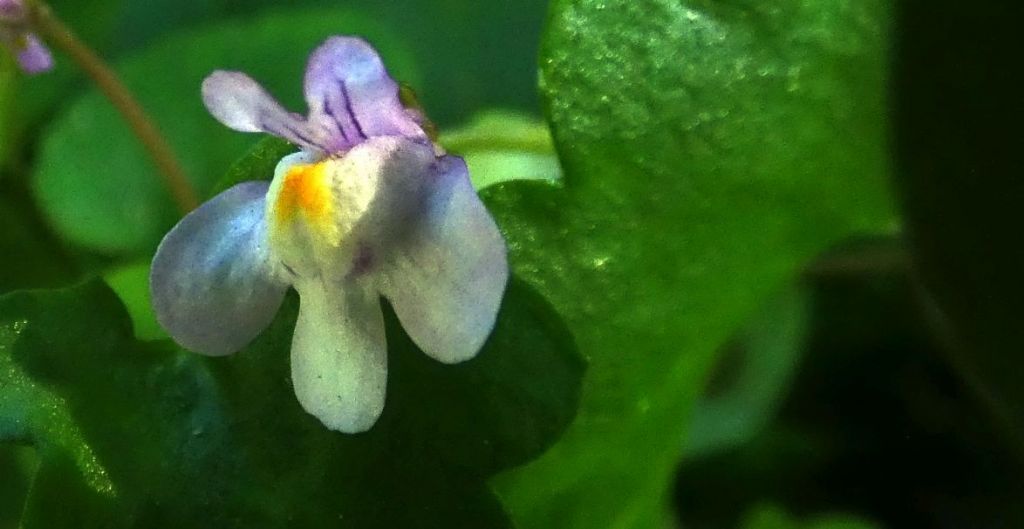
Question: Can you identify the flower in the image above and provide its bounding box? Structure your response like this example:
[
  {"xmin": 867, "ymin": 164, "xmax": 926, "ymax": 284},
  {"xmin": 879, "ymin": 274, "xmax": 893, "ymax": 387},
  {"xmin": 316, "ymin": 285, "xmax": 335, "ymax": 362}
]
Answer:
[
  {"xmin": 150, "ymin": 36, "xmax": 508, "ymax": 433},
  {"xmin": 0, "ymin": 0, "xmax": 53, "ymax": 74}
]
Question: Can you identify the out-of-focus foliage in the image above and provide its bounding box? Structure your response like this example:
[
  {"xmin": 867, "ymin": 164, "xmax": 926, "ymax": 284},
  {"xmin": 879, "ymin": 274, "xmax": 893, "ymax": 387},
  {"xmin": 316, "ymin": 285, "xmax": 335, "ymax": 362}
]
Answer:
[
  {"xmin": 102, "ymin": 261, "xmax": 164, "ymax": 340},
  {"xmin": 487, "ymin": 0, "xmax": 895, "ymax": 527},
  {"xmin": 685, "ymin": 287, "xmax": 809, "ymax": 459},
  {"xmin": 15, "ymin": 0, "xmax": 128, "ymax": 133},
  {"xmin": 0, "ymin": 275, "xmax": 583, "ymax": 527},
  {"xmin": 440, "ymin": 111, "xmax": 560, "ymax": 189},
  {"xmin": 0, "ymin": 189, "xmax": 77, "ymax": 294},
  {"xmin": 114, "ymin": 0, "xmax": 548, "ymax": 125}
]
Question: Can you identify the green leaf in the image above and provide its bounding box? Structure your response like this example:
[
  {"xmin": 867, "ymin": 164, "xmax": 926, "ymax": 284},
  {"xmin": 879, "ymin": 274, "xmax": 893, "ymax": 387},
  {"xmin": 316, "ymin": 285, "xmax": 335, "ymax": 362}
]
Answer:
[
  {"xmin": 1, "ymin": 278, "xmax": 582, "ymax": 527},
  {"xmin": 0, "ymin": 303, "xmax": 116, "ymax": 501},
  {"xmin": 685, "ymin": 286, "xmax": 809, "ymax": 459},
  {"xmin": 33, "ymin": 8, "xmax": 418, "ymax": 256},
  {"xmin": 487, "ymin": 1, "xmax": 896, "ymax": 527},
  {"xmin": 440, "ymin": 111, "xmax": 561, "ymax": 190}
]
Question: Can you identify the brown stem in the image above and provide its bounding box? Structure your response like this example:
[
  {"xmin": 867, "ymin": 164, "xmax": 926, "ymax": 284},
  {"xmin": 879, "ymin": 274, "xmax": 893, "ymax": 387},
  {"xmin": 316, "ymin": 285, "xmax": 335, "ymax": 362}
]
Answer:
[{"xmin": 26, "ymin": 2, "xmax": 200, "ymax": 213}]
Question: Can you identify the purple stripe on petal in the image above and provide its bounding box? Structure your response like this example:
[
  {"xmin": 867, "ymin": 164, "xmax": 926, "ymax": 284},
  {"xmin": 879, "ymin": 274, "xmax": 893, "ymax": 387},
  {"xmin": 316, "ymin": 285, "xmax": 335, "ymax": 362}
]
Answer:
[
  {"xmin": 202, "ymin": 71, "xmax": 325, "ymax": 152},
  {"xmin": 16, "ymin": 34, "xmax": 53, "ymax": 75},
  {"xmin": 304, "ymin": 37, "xmax": 426, "ymax": 151},
  {"xmin": 151, "ymin": 181, "xmax": 288, "ymax": 356},
  {"xmin": 378, "ymin": 155, "xmax": 509, "ymax": 364}
]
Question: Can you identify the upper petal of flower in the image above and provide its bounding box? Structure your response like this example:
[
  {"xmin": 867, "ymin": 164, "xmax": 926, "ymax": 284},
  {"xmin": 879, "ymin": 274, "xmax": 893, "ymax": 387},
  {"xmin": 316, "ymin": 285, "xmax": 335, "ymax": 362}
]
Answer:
[
  {"xmin": 378, "ymin": 155, "xmax": 509, "ymax": 363},
  {"xmin": 303, "ymin": 36, "xmax": 425, "ymax": 152},
  {"xmin": 202, "ymin": 71, "xmax": 325, "ymax": 152},
  {"xmin": 151, "ymin": 182, "xmax": 289, "ymax": 355},
  {"xmin": 290, "ymin": 278, "xmax": 387, "ymax": 433}
]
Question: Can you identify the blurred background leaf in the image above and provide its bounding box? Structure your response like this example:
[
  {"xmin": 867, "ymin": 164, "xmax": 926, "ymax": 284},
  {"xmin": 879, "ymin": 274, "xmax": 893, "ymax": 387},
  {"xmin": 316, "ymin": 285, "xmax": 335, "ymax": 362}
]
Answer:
[
  {"xmin": 487, "ymin": 0, "xmax": 897, "ymax": 527},
  {"xmin": 684, "ymin": 286, "xmax": 809, "ymax": 459},
  {"xmin": 440, "ymin": 111, "xmax": 560, "ymax": 189},
  {"xmin": 12, "ymin": 0, "xmax": 129, "ymax": 142},
  {"xmin": 102, "ymin": 261, "xmax": 164, "ymax": 340},
  {"xmin": 114, "ymin": 0, "xmax": 548, "ymax": 125},
  {"xmin": 0, "ymin": 187, "xmax": 78, "ymax": 294}
]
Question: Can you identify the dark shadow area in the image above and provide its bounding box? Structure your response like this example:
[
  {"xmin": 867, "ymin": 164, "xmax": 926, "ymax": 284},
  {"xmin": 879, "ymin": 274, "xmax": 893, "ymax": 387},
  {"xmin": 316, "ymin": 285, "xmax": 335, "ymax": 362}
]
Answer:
[{"xmin": 675, "ymin": 269, "xmax": 1024, "ymax": 528}]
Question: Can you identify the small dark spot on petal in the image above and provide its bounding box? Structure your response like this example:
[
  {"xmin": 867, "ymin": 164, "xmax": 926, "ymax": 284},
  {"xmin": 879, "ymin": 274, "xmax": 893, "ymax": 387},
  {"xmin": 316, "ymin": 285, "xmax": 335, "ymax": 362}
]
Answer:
[{"xmin": 350, "ymin": 244, "xmax": 375, "ymax": 276}]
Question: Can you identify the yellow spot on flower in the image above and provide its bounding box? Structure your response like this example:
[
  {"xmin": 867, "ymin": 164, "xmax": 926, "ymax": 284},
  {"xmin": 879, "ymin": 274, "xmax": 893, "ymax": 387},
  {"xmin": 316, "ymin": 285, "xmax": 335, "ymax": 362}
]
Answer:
[{"xmin": 275, "ymin": 162, "xmax": 333, "ymax": 227}]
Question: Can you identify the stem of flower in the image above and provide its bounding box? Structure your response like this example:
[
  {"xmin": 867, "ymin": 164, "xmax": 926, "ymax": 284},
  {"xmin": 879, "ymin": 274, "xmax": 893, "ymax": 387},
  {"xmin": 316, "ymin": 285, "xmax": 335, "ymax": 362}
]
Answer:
[{"xmin": 25, "ymin": 1, "xmax": 200, "ymax": 213}]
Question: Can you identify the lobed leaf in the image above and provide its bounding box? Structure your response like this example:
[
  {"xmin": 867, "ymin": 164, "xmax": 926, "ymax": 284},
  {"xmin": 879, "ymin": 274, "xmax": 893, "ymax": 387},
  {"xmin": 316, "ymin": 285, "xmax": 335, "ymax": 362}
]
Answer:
[{"xmin": 487, "ymin": 0, "xmax": 897, "ymax": 527}]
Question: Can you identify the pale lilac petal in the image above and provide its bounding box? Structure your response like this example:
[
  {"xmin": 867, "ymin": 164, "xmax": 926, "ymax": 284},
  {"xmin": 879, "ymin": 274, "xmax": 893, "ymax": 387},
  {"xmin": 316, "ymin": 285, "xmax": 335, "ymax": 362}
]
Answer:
[
  {"xmin": 379, "ymin": 155, "xmax": 508, "ymax": 363},
  {"xmin": 303, "ymin": 36, "xmax": 425, "ymax": 151},
  {"xmin": 201, "ymin": 71, "xmax": 324, "ymax": 152},
  {"xmin": 16, "ymin": 34, "xmax": 53, "ymax": 74},
  {"xmin": 151, "ymin": 182, "xmax": 288, "ymax": 356},
  {"xmin": 291, "ymin": 278, "xmax": 387, "ymax": 433}
]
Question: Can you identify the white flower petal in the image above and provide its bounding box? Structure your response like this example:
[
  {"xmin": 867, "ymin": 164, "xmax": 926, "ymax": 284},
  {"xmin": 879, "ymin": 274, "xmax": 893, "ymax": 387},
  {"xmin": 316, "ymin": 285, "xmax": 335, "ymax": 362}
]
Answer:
[
  {"xmin": 379, "ymin": 155, "xmax": 508, "ymax": 364},
  {"xmin": 290, "ymin": 278, "xmax": 387, "ymax": 433}
]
